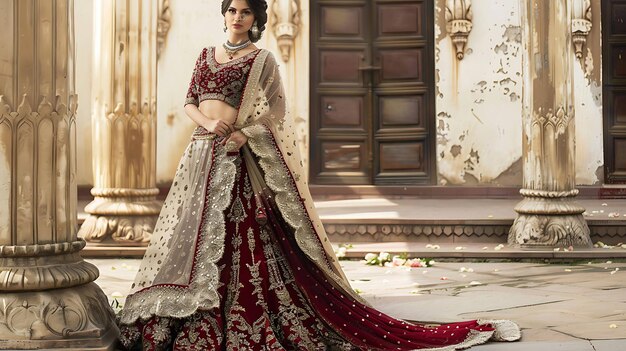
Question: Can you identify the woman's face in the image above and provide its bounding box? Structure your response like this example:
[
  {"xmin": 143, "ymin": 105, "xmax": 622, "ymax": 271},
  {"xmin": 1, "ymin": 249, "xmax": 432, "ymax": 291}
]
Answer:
[{"xmin": 225, "ymin": 0, "xmax": 255, "ymax": 37}]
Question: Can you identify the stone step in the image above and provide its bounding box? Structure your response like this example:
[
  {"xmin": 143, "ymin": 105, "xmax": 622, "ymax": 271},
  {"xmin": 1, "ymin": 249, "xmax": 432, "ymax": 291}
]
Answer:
[
  {"xmin": 77, "ymin": 198, "xmax": 626, "ymax": 258},
  {"xmin": 80, "ymin": 242, "xmax": 626, "ymax": 259}
]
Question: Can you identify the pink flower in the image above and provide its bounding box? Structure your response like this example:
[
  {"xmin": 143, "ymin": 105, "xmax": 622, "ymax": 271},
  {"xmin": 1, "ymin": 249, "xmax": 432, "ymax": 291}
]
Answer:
[
  {"xmin": 392, "ymin": 256, "xmax": 407, "ymax": 267},
  {"xmin": 408, "ymin": 259, "xmax": 423, "ymax": 268}
]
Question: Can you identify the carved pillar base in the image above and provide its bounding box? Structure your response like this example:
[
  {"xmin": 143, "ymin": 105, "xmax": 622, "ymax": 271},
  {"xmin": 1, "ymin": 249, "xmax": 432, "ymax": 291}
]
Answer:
[
  {"xmin": 0, "ymin": 283, "xmax": 119, "ymax": 350},
  {"xmin": 509, "ymin": 194, "xmax": 592, "ymax": 247},
  {"xmin": 0, "ymin": 241, "xmax": 99, "ymax": 291},
  {"xmin": 79, "ymin": 188, "xmax": 160, "ymax": 245}
]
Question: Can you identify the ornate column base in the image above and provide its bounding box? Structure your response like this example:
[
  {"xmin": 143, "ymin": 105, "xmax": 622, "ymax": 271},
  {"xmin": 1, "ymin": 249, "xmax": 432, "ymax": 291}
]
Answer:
[
  {"xmin": 0, "ymin": 283, "xmax": 119, "ymax": 350},
  {"xmin": 78, "ymin": 188, "xmax": 161, "ymax": 245},
  {"xmin": 508, "ymin": 193, "xmax": 592, "ymax": 247},
  {"xmin": 0, "ymin": 241, "xmax": 99, "ymax": 291}
]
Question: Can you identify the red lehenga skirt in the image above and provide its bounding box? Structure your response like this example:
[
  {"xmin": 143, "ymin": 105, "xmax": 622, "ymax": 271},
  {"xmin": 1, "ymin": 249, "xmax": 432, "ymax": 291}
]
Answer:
[{"xmin": 118, "ymin": 134, "xmax": 518, "ymax": 351}]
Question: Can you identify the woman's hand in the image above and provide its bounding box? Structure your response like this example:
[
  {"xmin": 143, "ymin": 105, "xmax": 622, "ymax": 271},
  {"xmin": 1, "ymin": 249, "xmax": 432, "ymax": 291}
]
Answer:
[
  {"xmin": 203, "ymin": 118, "xmax": 235, "ymax": 137},
  {"xmin": 221, "ymin": 130, "xmax": 248, "ymax": 151}
]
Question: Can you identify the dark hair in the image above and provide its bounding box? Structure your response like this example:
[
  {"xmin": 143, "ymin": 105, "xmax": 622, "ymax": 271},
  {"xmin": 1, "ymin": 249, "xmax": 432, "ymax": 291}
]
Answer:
[{"xmin": 221, "ymin": 0, "xmax": 268, "ymax": 43}]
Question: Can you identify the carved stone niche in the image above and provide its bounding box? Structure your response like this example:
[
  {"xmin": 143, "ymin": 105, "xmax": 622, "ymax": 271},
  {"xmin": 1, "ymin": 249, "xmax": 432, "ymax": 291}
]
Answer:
[
  {"xmin": 271, "ymin": 0, "xmax": 301, "ymax": 62},
  {"xmin": 445, "ymin": 0, "xmax": 473, "ymax": 60},
  {"xmin": 572, "ymin": 0, "xmax": 592, "ymax": 59},
  {"xmin": 157, "ymin": 0, "xmax": 172, "ymax": 58}
]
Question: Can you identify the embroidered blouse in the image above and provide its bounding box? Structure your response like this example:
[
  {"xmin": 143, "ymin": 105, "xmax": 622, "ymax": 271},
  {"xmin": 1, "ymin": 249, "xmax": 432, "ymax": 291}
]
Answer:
[{"xmin": 185, "ymin": 46, "xmax": 260, "ymax": 109}]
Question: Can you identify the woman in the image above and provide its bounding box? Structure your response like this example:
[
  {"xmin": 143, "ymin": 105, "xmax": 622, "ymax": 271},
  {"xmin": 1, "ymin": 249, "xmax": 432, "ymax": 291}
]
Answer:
[{"xmin": 117, "ymin": 0, "xmax": 521, "ymax": 349}]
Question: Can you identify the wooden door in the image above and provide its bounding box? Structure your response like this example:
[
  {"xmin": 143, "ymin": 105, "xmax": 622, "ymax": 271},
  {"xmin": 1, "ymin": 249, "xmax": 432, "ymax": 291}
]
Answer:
[
  {"xmin": 603, "ymin": 0, "xmax": 626, "ymax": 183},
  {"xmin": 310, "ymin": 0, "xmax": 436, "ymax": 185}
]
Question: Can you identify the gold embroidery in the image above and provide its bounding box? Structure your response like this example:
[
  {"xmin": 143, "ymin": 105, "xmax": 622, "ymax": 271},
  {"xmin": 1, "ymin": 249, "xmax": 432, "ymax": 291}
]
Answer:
[
  {"xmin": 119, "ymin": 139, "xmax": 239, "ymax": 324},
  {"xmin": 242, "ymin": 125, "xmax": 370, "ymax": 307}
]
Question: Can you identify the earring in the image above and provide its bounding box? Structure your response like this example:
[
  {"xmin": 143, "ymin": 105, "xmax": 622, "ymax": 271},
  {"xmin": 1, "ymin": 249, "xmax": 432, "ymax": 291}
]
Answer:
[
  {"xmin": 224, "ymin": 22, "xmax": 227, "ymax": 33},
  {"xmin": 250, "ymin": 21, "xmax": 259, "ymax": 39}
]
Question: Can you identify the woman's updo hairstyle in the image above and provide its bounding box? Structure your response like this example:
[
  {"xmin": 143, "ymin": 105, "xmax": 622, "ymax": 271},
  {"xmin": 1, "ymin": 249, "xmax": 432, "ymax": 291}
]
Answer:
[{"xmin": 221, "ymin": 0, "xmax": 268, "ymax": 43}]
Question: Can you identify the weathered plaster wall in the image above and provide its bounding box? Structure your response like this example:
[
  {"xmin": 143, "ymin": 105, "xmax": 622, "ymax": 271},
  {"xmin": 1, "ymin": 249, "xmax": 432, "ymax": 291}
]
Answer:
[
  {"xmin": 75, "ymin": 0, "xmax": 306, "ymax": 186},
  {"xmin": 75, "ymin": 0, "xmax": 94, "ymax": 185},
  {"xmin": 264, "ymin": 1, "xmax": 311, "ymax": 182},
  {"xmin": 74, "ymin": 0, "xmax": 604, "ymax": 187},
  {"xmin": 573, "ymin": 0, "xmax": 603, "ymax": 185},
  {"xmin": 435, "ymin": 0, "xmax": 523, "ymax": 186},
  {"xmin": 434, "ymin": 0, "xmax": 603, "ymax": 186},
  {"xmin": 155, "ymin": 0, "xmax": 306, "ymax": 185},
  {"xmin": 155, "ymin": 0, "xmax": 223, "ymax": 185}
]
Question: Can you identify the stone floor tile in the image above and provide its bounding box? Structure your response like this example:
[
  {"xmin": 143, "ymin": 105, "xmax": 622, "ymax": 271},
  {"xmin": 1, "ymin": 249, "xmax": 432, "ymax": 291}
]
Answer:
[
  {"xmin": 530, "ymin": 283, "xmax": 607, "ymax": 296},
  {"xmin": 467, "ymin": 300, "xmax": 626, "ymax": 329},
  {"xmin": 517, "ymin": 328, "xmax": 581, "ymax": 342},
  {"xmin": 586, "ymin": 288, "xmax": 626, "ymax": 303},
  {"xmin": 88, "ymin": 259, "xmax": 626, "ymax": 344},
  {"xmin": 470, "ymin": 341, "xmax": 595, "ymax": 351},
  {"xmin": 462, "ymin": 308, "xmax": 578, "ymax": 329},
  {"xmin": 552, "ymin": 321, "xmax": 626, "ymax": 340},
  {"xmin": 591, "ymin": 339, "xmax": 626, "ymax": 351},
  {"xmin": 367, "ymin": 290, "xmax": 561, "ymax": 323}
]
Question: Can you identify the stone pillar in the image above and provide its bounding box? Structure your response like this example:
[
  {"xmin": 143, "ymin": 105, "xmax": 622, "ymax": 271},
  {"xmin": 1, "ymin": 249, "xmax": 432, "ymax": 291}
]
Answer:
[
  {"xmin": 0, "ymin": 0, "xmax": 118, "ymax": 349},
  {"xmin": 79, "ymin": 0, "xmax": 159, "ymax": 245},
  {"xmin": 509, "ymin": 0, "xmax": 592, "ymax": 247}
]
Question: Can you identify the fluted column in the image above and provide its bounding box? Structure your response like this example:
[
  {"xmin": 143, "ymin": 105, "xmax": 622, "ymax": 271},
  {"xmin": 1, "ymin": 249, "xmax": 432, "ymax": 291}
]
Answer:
[
  {"xmin": 79, "ymin": 0, "xmax": 159, "ymax": 245},
  {"xmin": 509, "ymin": 0, "xmax": 592, "ymax": 247},
  {"xmin": 0, "ymin": 0, "xmax": 118, "ymax": 348}
]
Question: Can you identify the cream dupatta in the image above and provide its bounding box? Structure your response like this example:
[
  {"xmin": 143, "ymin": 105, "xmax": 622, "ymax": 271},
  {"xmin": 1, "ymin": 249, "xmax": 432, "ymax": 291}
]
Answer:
[{"xmin": 119, "ymin": 49, "xmax": 363, "ymax": 325}]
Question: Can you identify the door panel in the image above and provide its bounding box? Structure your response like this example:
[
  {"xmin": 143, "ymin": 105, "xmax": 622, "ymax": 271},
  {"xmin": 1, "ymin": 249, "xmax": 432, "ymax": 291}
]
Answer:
[
  {"xmin": 311, "ymin": 0, "xmax": 435, "ymax": 185},
  {"xmin": 320, "ymin": 50, "xmax": 366, "ymax": 85},
  {"xmin": 379, "ymin": 95, "xmax": 424, "ymax": 127},
  {"xmin": 613, "ymin": 92, "xmax": 626, "ymax": 125},
  {"xmin": 379, "ymin": 142, "xmax": 424, "ymax": 171},
  {"xmin": 320, "ymin": 96, "xmax": 365, "ymax": 128},
  {"xmin": 321, "ymin": 6, "xmax": 364, "ymax": 37},
  {"xmin": 322, "ymin": 142, "xmax": 365, "ymax": 171},
  {"xmin": 610, "ymin": 3, "xmax": 626, "ymax": 35},
  {"xmin": 615, "ymin": 140, "xmax": 626, "ymax": 169},
  {"xmin": 610, "ymin": 45, "xmax": 626, "ymax": 79},
  {"xmin": 378, "ymin": 3, "xmax": 424, "ymax": 38},
  {"xmin": 378, "ymin": 48, "xmax": 422, "ymax": 82},
  {"xmin": 603, "ymin": 0, "xmax": 626, "ymax": 183}
]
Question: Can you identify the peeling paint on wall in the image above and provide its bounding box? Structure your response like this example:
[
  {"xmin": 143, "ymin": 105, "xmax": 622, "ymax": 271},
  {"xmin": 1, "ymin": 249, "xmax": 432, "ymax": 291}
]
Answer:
[
  {"xmin": 574, "ymin": 0, "xmax": 603, "ymax": 185},
  {"xmin": 436, "ymin": 0, "xmax": 523, "ymax": 185},
  {"xmin": 434, "ymin": 0, "xmax": 602, "ymax": 186},
  {"xmin": 72, "ymin": 0, "xmax": 605, "ymax": 187}
]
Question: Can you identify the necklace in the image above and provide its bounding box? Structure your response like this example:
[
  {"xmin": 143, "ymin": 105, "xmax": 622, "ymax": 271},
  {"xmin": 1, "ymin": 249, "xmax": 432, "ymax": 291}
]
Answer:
[{"xmin": 223, "ymin": 40, "xmax": 252, "ymax": 59}]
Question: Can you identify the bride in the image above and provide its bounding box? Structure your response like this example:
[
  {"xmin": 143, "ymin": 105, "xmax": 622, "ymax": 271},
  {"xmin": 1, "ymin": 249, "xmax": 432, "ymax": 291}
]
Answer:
[{"xmin": 116, "ymin": 0, "xmax": 521, "ymax": 349}]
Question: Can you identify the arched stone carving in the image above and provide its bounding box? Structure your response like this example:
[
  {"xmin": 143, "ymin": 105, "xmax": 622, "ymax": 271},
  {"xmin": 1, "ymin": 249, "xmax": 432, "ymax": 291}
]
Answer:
[
  {"xmin": 158, "ymin": 0, "xmax": 172, "ymax": 58},
  {"xmin": 572, "ymin": 0, "xmax": 592, "ymax": 59},
  {"xmin": 271, "ymin": 0, "xmax": 301, "ymax": 62},
  {"xmin": 445, "ymin": 0, "xmax": 473, "ymax": 60}
]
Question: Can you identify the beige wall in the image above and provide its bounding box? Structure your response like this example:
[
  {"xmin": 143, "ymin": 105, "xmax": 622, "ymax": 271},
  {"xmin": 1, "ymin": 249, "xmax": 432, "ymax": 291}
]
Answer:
[
  {"xmin": 573, "ymin": 0, "xmax": 603, "ymax": 185},
  {"xmin": 75, "ymin": 0, "xmax": 94, "ymax": 185},
  {"xmin": 155, "ymin": 0, "xmax": 224, "ymax": 185},
  {"xmin": 75, "ymin": 0, "xmax": 306, "ymax": 186},
  {"xmin": 434, "ymin": 0, "xmax": 603, "ymax": 186},
  {"xmin": 435, "ymin": 0, "xmax": 523, "ymax": 186},
  {"xmin": 74, "ymin": 0, "xmax": 604, "ymax": 188}
]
